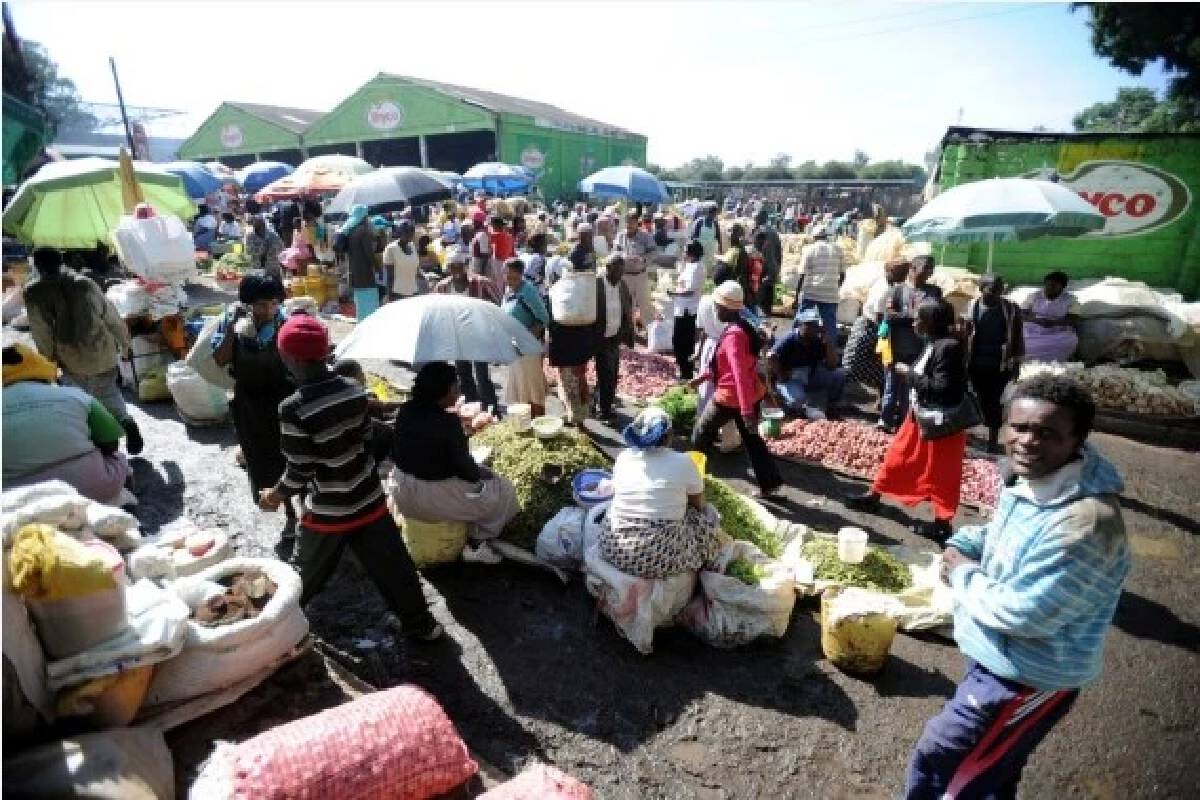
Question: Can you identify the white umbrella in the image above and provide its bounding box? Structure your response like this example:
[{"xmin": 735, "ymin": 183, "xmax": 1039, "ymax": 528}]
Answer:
[
  {"xmin": 902, "ymin": 177, "xmax": 1105, "ymax": 270},
  {"xmin": 334, "ymin": 294, "xmax": 543, "ymax": 364}
]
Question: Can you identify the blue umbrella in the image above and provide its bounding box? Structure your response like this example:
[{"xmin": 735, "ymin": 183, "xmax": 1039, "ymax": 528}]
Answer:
[
  {"xmin": 579, "ymin": 166, "xmax": 669, "ymax": 203},
  {"xmin": 162, "ymin": 161, "xmax": 224, "ymax": 199},
  {"xmin": 461, "ymin": 162, "xmax": 531, "ymax": 194},
  {"xmin": 237, "ymin": 161, "xmax": 295, "ymax": 193}
]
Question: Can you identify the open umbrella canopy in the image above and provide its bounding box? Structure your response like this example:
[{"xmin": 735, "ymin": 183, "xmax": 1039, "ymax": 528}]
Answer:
[
  {"xmin": 427, "ymin": 169, "xmax": 462, "ymax": 189},
  {"xmin": 256, "ymin": 154, "xmax": 375, "ymax": 201},
  {"xmin": 334, "ymin": 294, "xmax": 543, "ymax": 365},
  {"xmin": 326, "ymin": 167, "xmax": 452, "ymax": 218},
  {"xmin": 162, "ymin": 160, "xmax": 225, "ymax": 199},
  {"xmin": 2, "ymin": 157, "xmax": 195, "ymax": 249},
  {"xmin": 579, "ymin": 165, "xmax": 669, "ymax": 203},
  {"xmin": 902, "ymin": 178, "xmax": 1105, "ymax": 244},
  {"xmin": 236, "ymin": 161, "xmax": 294, "ymax": 193},
  {"xmin": 203, "ymin": 161, "xmax": 237, "ymax": 179},
  {"xmin": 461, "ymin": 162, "xmax": 531, "ymax": 194}
]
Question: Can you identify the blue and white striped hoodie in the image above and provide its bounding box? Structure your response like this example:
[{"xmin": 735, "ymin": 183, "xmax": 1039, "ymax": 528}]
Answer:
[{"xmin": 946, "ymin": 445, "xmax": 1130, "ymax": 690}]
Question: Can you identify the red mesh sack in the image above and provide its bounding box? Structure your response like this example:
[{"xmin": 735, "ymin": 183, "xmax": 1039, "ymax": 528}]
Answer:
[
  {"xmin": 479, "ymin": 764, "xmax": 593, "ymax": 800},
  {"xmin": 225, "ymin": 685, "xmax": 476, "ymax": 799}
]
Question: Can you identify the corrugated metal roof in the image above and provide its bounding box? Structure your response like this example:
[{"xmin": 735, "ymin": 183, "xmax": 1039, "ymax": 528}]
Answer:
[
  {"xmin": 379, "ymin": 73, "xmax": 643, "ymax": 139},
  {"xmin": 226, "ymin": 102, "xmax": 324, "ymax": 134}
]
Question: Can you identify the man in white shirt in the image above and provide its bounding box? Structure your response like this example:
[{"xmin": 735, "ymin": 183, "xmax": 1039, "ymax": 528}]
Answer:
[
  {"xmin": 592, "ymin": 254, "xmax": 634, "ymax": 422},
  {"xmin": 669, "ymin": 240, "xmax": 706, "ymax": 380},
  {"xmin": 794, "ymin": 224, "xmax": 845, "ymax": 339},
  {"xmin": 613, "ymin": 211, "xmax": 659, "ymax": 334},
  {"xmin": 382, "ymin": 221, "xmax": 421, "ymax": 300}
]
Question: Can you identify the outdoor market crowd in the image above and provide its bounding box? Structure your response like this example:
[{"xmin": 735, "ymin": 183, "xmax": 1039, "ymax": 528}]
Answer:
[{"xmin": 2, "ymin": 182, "xmax": 1125, "ymax": 800}]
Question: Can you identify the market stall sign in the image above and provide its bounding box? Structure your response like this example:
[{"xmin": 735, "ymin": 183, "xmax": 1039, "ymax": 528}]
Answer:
[
  {"xmin": 367, "ymin": 101, "xmax": 405, "ymax": 131},
  {"xmin": 220, "ymin": 125, "xmax": 243, "ymax": 149},
  {"xmin": 520, "ymin": 146, "xmax": 545, "ymax": 171},
  {"xmin": 1043, "ymin": 161, "xmax": 1191, "ymax": 237}
]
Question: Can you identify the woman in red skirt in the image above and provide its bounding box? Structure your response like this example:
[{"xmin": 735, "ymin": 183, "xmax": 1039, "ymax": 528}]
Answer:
[{"xmin": 847, "ymin": 298, "xmax": 968, "ymax": 540}]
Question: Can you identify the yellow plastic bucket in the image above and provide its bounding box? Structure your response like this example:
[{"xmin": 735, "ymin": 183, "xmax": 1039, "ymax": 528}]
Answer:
[
  {"xmin": 687, "ymin": 450, "xmax": 707, "ymax": 476},
  {"xmin": 231, "ymin": 242, "xmax": 243, "ymax": 255},
  {"xmin": 820, "ymin": 586, "xmax": 898, "ymax": 676},
  {"xmin": 400, "ymin": 516, "xmax": 468, "ymax": 568}
]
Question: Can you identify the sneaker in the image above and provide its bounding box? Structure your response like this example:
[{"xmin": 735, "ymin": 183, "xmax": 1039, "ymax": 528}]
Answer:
[
  {"xmin": 122, "ymin": 419, "xmax": 144, "ymax": 456},
  {"xmin": 462, "ymin": 541, "xmax": 502, "ymax": 565},
  {"xmin": 916, "ymin": 520, "xmax": 953, "ymax": 542}
]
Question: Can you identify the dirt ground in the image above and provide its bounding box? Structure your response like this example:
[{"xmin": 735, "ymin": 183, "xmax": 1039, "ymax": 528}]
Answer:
[{"xmin": 28, "ymin": 291, "xmax": 1196, "ymax": 798}]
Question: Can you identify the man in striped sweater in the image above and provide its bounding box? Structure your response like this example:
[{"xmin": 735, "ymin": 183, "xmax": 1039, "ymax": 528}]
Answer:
[
  {"xmin": 258, "ymin": 314, "xmax": 442, "ymax": 642},
  {"xmin": 906, "ymin": 375, "xmax": 1129, "ymax": 799}
]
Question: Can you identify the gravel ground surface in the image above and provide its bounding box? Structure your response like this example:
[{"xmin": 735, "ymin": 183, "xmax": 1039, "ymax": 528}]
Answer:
[{"xmin": 15, "ymin": 288, "xmax": 1196, "ymax": 798}]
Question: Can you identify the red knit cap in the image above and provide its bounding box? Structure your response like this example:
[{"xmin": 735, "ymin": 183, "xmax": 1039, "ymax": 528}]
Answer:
[{"xmin": 276, "ymin": 313, "xmax": 330, "ymax": 362}]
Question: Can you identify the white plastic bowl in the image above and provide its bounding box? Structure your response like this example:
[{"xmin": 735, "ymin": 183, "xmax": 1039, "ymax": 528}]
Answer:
[
  {"xmin": 837, "ymin": 527, "xmax": 870, "ymax": 565},
  {"xmin": 531, "ymin": 415, "xmax": 564, "ymax": 439}
]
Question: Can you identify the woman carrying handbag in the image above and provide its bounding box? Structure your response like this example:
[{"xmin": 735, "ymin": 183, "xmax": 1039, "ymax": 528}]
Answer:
[{"xmin": 846, "ymin": 298, "xmax": 976, "ymax": 540}]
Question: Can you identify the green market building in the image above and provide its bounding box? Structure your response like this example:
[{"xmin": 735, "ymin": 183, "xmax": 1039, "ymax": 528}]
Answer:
[
  {"xmin": 177, "ymin": 73, "xmax": 647, "ymax": 200},
  {"xmin": 931, "ymin": 126, "xmax": 1200, "ymax": 298}
]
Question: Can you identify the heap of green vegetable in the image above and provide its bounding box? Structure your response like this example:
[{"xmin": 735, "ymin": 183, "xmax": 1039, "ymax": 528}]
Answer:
[
  {"xmin": 472, "ymin": 422, "xmax": 610, "ymax": 549},
  {"xmin": 800, "ymin": 539, "xmax": 911, "ymax": 593},
  {"xmin": 651, "ymin": 386, "xmax": 699, "ymax": 433},
  {"xmin": 704, "ymin": 476, "xmax": 781, "ymax": 557},
  {"xmin": 725, "ymin": 558, "xmax": 768, "ymax": 585},
  {"xmin": 217, "ymin": 252, "xmax": 250, "ymax": 271}
]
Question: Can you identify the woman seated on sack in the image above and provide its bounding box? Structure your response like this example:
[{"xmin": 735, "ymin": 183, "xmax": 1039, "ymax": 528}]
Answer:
[
  {"xmin": 389, "ymin": 362, "xmax": 519, "ymax": 565},
  {"xmin": 2, "ymin": 344, "xmax": 131, "ymax": 503},
  {"xmin": 599, "ymin": 407, "xmax": 722, "ymax": 579},
  {"xmin": 1021, "ymin": 270, "xmax": 1080, "ymax": 363}
]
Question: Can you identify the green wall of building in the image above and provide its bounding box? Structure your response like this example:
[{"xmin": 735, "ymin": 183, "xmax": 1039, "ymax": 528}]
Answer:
[
  {"xmin": 498, "ymin": 118, "xmax": 647, "ymax": 200},
  {"xmin": 178, "ymin": 104, "xmax": 301, "ymax": 160},
  {"xmin": 936, "ymin": 134, "xmax": 1200, "ymax": 297}
]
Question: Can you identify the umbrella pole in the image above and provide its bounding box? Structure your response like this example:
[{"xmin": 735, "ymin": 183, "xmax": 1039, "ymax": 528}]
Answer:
[{"xmin": 986, "ymin": 233, "xmax": 994, "ymax": 273}]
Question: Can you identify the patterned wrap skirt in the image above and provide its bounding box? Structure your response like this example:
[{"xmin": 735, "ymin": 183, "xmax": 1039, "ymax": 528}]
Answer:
[{"xmin": 599, "ymin": 504, "xmax": 722, "ymax": 579}]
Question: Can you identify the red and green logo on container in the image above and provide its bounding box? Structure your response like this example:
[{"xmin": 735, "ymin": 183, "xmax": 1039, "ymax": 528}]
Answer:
[{"xmin": 1029, "ymin": 161, "xmax": 1192, "ymax": 237}]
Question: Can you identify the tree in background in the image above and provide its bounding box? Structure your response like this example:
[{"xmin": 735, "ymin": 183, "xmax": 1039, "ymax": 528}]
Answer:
[
  {"xmin": 1073, "ymin": 3, "xmax": 1200, "ymax": 132},
  {"xmin": 2, "ymin": 33, "xmax": 94, "ymax": 137},
  {"xmin": 852, "ymin": 149, "xmax": 870, "ymax": 169}
]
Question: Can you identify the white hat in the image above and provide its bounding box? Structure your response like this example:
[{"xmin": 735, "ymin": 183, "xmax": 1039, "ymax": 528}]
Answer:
[
  {"xmin": 575, "ymin": 222, "xmax": 594, "ymax": 233},
  {"xmin": 712, "ymin": 281, "xmax": 744, "ymax": 311},
  {"xmin": 811, "ymin": 224, "xmax": 829, "ymax": 238}
]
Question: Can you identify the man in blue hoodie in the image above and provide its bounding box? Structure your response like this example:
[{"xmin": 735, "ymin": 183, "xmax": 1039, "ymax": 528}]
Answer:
[{"xmin": 906, "ymin": 375, "xmax": 1130, "ymax": 799}]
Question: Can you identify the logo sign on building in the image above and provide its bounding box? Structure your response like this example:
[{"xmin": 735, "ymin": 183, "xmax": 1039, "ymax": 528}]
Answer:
[
  {"xmin": 1038, "ymin": 161, "xmax": 1191, "ymax": 237},
  {"xmin": 520, "ymin": 145, "xmax": 546, "ymax": 171},
  {"xmin": 219, "ymin": 124, "xmax": 243, "ymax": 149},
  {"xmin": 367, "ymin": 101, "xmax": 404, "ymax": 131}
]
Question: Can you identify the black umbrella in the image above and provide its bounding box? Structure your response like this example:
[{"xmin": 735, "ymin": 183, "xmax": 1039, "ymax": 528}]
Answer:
[{"xmin": 325, "ymin": 167, "xmax": 451, "ymax": 218}]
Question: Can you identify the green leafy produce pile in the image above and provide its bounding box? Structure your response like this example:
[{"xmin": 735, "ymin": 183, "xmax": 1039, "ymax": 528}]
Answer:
[
  {"xmin": 800, "ymin": 539, "xmax": 911, "ymax": 593},
  {"xmin": 217, "ymin": 252, "xmax": 250, "ymax": 270},
  {"xmin": 651, "ymin": 385, "xmax": 698, "ymax": 433},
  {"xmin": 704, "ymin": 476, "xmax": 781, "ymax": 557},
  {"xmin": 472, "ymin": 422, "xmax": 610, "ymax": 549},
  {"xmin": 726, "ymin": 558, "xmax": 768, "ymax": 585}
]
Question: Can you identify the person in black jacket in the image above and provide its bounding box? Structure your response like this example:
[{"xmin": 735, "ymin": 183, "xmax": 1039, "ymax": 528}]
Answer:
[
  {"xmin": 388, "ymin": 362, "xmax": 519, "ymax": 564},
  {"xmin": 848, "ymin": 298, "xmax": 969, "ymax": 540}
]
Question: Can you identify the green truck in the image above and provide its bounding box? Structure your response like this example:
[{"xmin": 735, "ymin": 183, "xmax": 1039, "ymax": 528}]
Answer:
[{"xmin": 931, "ymin": 127, "xmax": 1200, "ymax": 298}]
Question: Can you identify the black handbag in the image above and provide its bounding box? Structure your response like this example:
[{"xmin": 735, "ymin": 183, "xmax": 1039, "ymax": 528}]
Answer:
[{"xmin": 913, "ymin": 391, "xmax": 981, "ymax": 440}]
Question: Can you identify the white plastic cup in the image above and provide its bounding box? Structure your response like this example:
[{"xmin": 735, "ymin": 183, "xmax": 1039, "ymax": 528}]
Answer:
[
  {"xmin": 508, "ymin": 403, "xmax": 532, "ymax": 432},
  {"xmin": 837, "ymin": 527, "xmax": 869, "ymax": 565}
]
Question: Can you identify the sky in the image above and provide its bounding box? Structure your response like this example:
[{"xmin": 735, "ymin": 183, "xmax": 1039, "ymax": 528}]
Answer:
[{"xmin": 8, "ymin": 0, "xmax": 1173, "ymax": 168}]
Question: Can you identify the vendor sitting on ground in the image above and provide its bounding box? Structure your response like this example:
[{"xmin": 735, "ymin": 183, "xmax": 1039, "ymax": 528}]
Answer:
[
  {"xmin": 2, "ymin": 344, "xmax": 131, "ymax": 503},
  {"xmin": 767, "ymin": 306, "xmax": 847, "ymax": 419},
  {"xmin": 599, "ymin": 407, "xmax": 721, "ymax": 579},
  {"xmin": 389, "ymin": 362, "xmax": 519, "ymax": 565}
]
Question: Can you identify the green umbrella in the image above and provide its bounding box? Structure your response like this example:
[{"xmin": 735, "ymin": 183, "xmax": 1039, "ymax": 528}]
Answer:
[{"xmin": 2, "ymin": 157, "xmax": 196, "ymax": 249}]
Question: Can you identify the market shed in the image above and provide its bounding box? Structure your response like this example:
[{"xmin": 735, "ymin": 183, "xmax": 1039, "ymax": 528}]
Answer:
[
  {"xmin": 300, "ymin": 73, "xmax": 646, "ymax": 200},
  {"xmin": 930, "ymin": 126, "xmax": 1200, "ymax": 298},
  {"xmin": 177, "ymin": 102, "xmax": 322, "ymax": 169}
]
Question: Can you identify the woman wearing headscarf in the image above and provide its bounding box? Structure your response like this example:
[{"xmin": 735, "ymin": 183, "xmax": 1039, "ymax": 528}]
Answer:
[
  {"xmin": 212, "ymin": 274, "xmax": 298, "ymax": 537},
  {"xmin": 341, "ymin": 204, "xmax": 377, "ymax": 321},
  {"xmin": 598, "ymin": 407, "xmax": 721, "ymax": 578},
  {"xmin": 389, "ymin": 362, "xmax": 519, "ymax": 564},
  {"xmin": 23, "ymin": 247, "xmax": 143, "ymax": 454},
  {"xmin": 2, "ymin": 344, "xmax": 131, "ymax": 502}
]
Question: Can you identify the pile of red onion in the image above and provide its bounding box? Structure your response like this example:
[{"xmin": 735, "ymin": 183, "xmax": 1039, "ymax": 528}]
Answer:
[
  {"xmin": 767, "ymin": 419, "xmax": 1001, "ymax": 509},
  {"xmin": 543, "ymin": 347, "xmax": 679, "ymax": 400}
]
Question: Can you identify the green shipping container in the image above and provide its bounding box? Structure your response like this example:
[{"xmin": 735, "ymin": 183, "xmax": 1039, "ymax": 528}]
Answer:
[{"xmin": 933, "ymin": 127, "xmax": 1200, "ymax": 298}]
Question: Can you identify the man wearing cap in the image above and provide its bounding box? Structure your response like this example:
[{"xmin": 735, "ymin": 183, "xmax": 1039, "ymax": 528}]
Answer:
[
  {"xmin": 259, "ymin": 314, "xmax": 443, "ymax": 642},
  {"xmin": 794, "ymin": 224, "xmax": 845, "ymax": 338},
  {"xmin": 768, "ymin": 307, "xmax": 846, "ymax": 419},
  {"xmin": 435, "ymin": 253, "xmax": 500, "ymax": 411},
  {"xmin": 690, "ymin": 281, "xmax": 783, "ymax": 498},
  {"xmin": 613, "ymin": 211, "xmax": 659, "ymax": 333}
]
